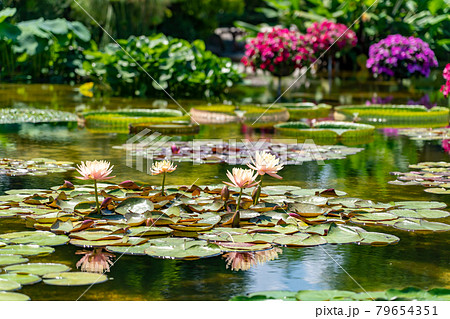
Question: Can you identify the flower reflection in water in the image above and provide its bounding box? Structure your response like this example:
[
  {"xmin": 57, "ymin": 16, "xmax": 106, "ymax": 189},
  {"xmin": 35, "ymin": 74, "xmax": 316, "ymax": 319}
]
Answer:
[
  {"xmin": 223, "ymin": 247, "xmax": 282, "ymax": 271},
  {"xmin": 76, "ymin": 248, "xmax": 115, "ymax": 273}
]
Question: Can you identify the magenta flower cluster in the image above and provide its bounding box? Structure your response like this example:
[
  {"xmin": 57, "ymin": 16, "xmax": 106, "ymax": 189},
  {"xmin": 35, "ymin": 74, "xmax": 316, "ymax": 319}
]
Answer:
[
  {"xmin": 302, "ymin": 20, "xmax": 357, "ymax": 54},
  {"xmin": 440, "ymin": 64, "xmax": 450, "ymax": 98},
  {"xmin": 366, "ymin": 34, "xmax": 438, "ymax": 78},
  {"xmin": 241, "ymin": 27, "xmax": 312, "ymax": 76}
]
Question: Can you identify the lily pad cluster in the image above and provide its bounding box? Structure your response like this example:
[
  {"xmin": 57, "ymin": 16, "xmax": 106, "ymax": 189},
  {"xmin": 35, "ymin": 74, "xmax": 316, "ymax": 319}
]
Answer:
[
  {"xmin": 0, "ymin": 108, "xmax": 77, "ymax": 125},
  {"xmin": 114, "ymin": 141, "xmax": 365, "ymax": 165},
  {"xmin": 1, "ymin": 182, "xmax": 449, "ymax": 260},
  {"xmin": 390, "ymin": 161, "xmax": 450, "ymax": 195},
  {"xmin": 274, "ymin": 102, "xmax": 332, "ymax": 120},
  {"xmin": 230, "ymin": 287, "xmax": 450, "ymax": 301},
  {"xmin": 0, "ymin": 158, "xmax": 75, "ymax": 177},
  {"xmin": 0, "ymin": 230, "xmax": 108, "ymax": 300}
]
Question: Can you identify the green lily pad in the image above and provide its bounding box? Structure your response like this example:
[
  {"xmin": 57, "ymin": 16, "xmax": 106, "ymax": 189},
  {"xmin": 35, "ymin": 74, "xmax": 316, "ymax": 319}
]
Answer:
[
  {"xmin": 351, "ymin": 291, "xmax": 387, "ymax": 300},
  {"xmin": 358, "ymin": 232, "xmax": 400, "ymax": 246},
  {"xmin": 4, "ymin": 263, "xmax": 70, "ymax": 276},
  {"xmin": 394, "ymin": 219, "xmax": 450, "ymax": 232},
  {"xmin": 325, "ymin": 224, "xmax": 361, "ymax": 244},
  {"xmin": 43, "ymin": 272, "xmax": 108, "ymax": 286},
  {"xmin": 388, "ymin": 209, "xmax": 422, "ymax": 218},
  {"xmin": 145, "ymin": 240, "xmax": 222, "ymax": 260},
  {"xmin": 385, "ymin": 287, "xmax": 432, "ymax": 301},
  {"xmin": 0, "ymin": 278, "xmax": 21, "ymax": 291},
  {"xmin": 416, "ymin": 209, "xmax": 450, "ymax": 219},
  {"xmin": 115, "ymin": 197, "xmax": 154, "ymax": 215},
  {"xmin": 288, "ymin": 203, "xmax": 326, "ymax": 217},
  {"xmin": 106, "ymin": 243, "xmax": 152, "ymax": 255},
  {"xmin": 0, "ymin": 273, "xmax": 41, "ymax": 285},
  {"xmin": 0, "ymin": 291, "xmax": 30, "ymax": 301},
  {"xmin": 352, "ymin": 212, "xmax": 398, "ymax": 221},
  {"xmin": 0, "ymin": 230, "xmax": 69, "ymax": 246},
  {"xmin": 290, "ymin": 189, "xmax": 346, "ymax": 197},
  {"xmin": 0, "ymin": 244, "xmax": 55, "ymax": 256},
  {"xmin": 424, "ymin": 188, "xmax": 450, "ymax": 194},
  {"xmin": 296, "ymin": 289, "xmax": 355, "ymax": 301},
  {"xmin": 217, "ymin": 242, "xmax": 272, "ymax": 252},
  {"xmin": 127, "ymin": 226, "xmax": 173, "ymax": 237},
  {"xmin": 394, "ymin": 201, "xmax": 447, "ymax": 210},
  {"xmin": 247, "ymin": 290, "xmax": 298, "ymax": 300},
  {"xmin": 0, "ymin": 254, "xmax": 29, "ymax": 266},
  {"xmin": 273, "ymin": 234, "xmax": 326, "ymax": 247}
]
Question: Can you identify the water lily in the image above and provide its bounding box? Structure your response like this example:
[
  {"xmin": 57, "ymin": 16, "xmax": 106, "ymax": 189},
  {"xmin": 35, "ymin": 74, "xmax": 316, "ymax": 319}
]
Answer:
[
  {"xmin": 247, "ymin": 151, "xmax": 283, "ymax": 204},
  {"xmin": 223, "ymin": 247, "xmax": 282, "ymax": 271},
  {"xmin": 76, "ymin": 248, "xmax": 115, "ymax": 273},
  {"xmin": 76, "ymin": 160, "xmax": 115, "ymax": 214},
  {"xmin": 151, "ymin": 160, "xmax": 177, "ymax": 196}
]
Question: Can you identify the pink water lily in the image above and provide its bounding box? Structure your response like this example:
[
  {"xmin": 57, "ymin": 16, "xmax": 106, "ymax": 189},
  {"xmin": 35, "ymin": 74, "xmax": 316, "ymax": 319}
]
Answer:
[
  {"xmin": 247, "ymin": 151, "xmax": 283, "ymax": 179},
  {"xmin": 223, "ymin": 168, "xmax": 259, "ymax": 189},
  {"xmin": 76, "ymin": 248, "xmax": 115, "ymax": 273},
  {"xmin": 76, "ymin": 160, "xmax": 115, "ymax": 181},
  {"xmin": 151, "ymin": 160, "xmax": 177, "ymax": 196}
]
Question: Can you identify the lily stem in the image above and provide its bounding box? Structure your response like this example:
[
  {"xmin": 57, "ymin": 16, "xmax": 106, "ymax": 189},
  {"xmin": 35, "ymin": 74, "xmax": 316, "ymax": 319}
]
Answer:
[
  {"xmin": 94, "ymin": 179, "xmax": 100, "ymax": 214},
  {"xmin": 161, "ymin": 172, "xmax": 166, "ymax": 196},
  {"xmin": 236, "ymin": 187, "xmax": 243, "ymax": 213},
  {"xmin": 255, "ymin": 174, "xmax": 264, "ymax": 204}
]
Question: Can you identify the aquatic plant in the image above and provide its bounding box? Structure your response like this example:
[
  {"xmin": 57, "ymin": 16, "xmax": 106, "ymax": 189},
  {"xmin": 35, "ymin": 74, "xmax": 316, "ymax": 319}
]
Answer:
[
  {"xmin": 129, "ymin": 123, "xmax": 199, "ymax": 135},
  {"xmin": 0, "ymin": 108, "xmax": 77, "ymax": 125},
  {"xmin": 440, "ymin": 63, "xmax": 450, "ymax": 98},
  {"xmin": 76, "ymin": 160, "xmax": 115, "ymax": 214},
  {"xmin": 247, "ymin": 151, "xmax": 283, "ymax": 204},
  {"xmin": 274, "ymin": 102, "xmax": 331, "ymax": 120},
  {"xmin": 366, "ymin": 35, "xmax": 438, "ymax": 78},
  {"xmin": 275, "ymin": 121, "xmax": 375, "ymax": 143},
  {"xmin": 150, "ymin": 160, "xmax": 177, "ymax": 196},
  {"xmin": 115, "ymin": 140, "xmax": 365, "ymax": 165},
  {"xmin": 335, "ymin": 105, "xmax": 449, "ymax": 128},
  {"xmin": 76, "ymin": 248, "xmax": 115, "ymax": 273},
  {"xmin": 0, "ymin": 158, "xmax": 74, "ymax": 177},
  {"xmin": 231, "ymin": 287, "xmax": 450, "ymax": 301}
]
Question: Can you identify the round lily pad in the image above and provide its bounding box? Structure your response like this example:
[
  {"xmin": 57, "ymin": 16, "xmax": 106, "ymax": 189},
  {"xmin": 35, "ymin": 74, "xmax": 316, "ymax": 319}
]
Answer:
[
  {"xmin": 4, "ymin": 263, "xmax": 70, "ymax": 276},
  {"xmin": 217, "ymin": 242, "xmax": 272, "ymax": 252},
  {"xmin": 325, "ymin": 224, "xmax": 361, "ymax": 244},
  {"xmin": 394, "ymin": 219, "xmax": 450, "ymax": 232},
  {"xmin": 424, "ymin": 188, "xmax": 450, "ymax": 194},
  {"xmin": 0, "ymin": 291, "xmax": 30, "ymax": 301},
  {"xmin": 0, "ymin": 244, "xmax": 55, "ymax": 256},
  {"xmin": 0, "ymin": 273, "xmax": 41, "ymax": 285},
  {"xmin": 416, "ymin": 209, "xmax": 450, "ymax": 219},
  {"xmin": 358, "ymin": 232, "xmax": 400, "ymax": 246},
  {"xmin": 388, "ymin": 209, "xmax": 422, "ymax": 218},
  {"xmin": 106, "ymin": 243, "xmax": 152, "ymax": 255},
  {"xmin": 43, "ymin": 272, "xmax": 108, "ymax": 286},
  {"xmin": 115, "ymin": 197, "xmax": 154, "ymax": 215},
  {"xmin": 0, "ymin": 230, "xmax": 69, "ymax": 246},
  {"xmin": 145, "ymin": 240, "xmax": 222, "ymax": 260},
  {"xmin": 0, "ymin": 278, "xmax": 21, "ymax": 291},
  {"xmin": 394, "ymin": 201, "xmax": 447, "ymax": 210},
  {"xmin": 273, "ymin": 234, "xmax": 326, "ymax": 247},
  {"xmin": 0, "ymin": 254, "xmax": 29, "ymax": 266},
  {"xmin": 296, "ymin": 289, "xmax": 355, "ymax": 301}
]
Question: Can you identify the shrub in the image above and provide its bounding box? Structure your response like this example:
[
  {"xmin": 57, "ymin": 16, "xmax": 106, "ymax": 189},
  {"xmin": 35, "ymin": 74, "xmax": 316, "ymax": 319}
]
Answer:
[
  {"xmin": 77, "ymin": 34, "xmax": 242, "ymax": 98},
  {"xmin": 366, "ymin": 35, "xmax": 438, "ymax": 78}
]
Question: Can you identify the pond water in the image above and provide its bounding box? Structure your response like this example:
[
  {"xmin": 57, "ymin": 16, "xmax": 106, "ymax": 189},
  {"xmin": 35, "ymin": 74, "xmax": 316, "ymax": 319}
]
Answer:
[{"xmin": 0, "ymin": 77, "xmax": 449, "ymax": 300}]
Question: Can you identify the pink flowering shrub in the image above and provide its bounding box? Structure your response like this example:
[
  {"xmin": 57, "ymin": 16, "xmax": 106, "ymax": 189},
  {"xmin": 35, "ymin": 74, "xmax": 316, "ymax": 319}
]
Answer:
[
  {"xmin": 440, "ymin": 64, "xmax": 450, "ymax": 98},
  {"xmin": 302, "ymin": 20, "xmax": 357, "ymax": 55},
  {"xmin": 241, "ymin": 28, "xmax": 312, "ymax": 76}
]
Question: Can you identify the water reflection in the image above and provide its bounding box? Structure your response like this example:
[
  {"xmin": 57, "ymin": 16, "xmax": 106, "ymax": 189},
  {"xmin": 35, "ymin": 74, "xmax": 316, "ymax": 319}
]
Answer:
[
  {"xmin": 76, "ymin": 248, "xmax": 115, "ymax": 273},
  {"xmin": 223, "ymin": 247, "xmax": 282, "ymax": 271}
]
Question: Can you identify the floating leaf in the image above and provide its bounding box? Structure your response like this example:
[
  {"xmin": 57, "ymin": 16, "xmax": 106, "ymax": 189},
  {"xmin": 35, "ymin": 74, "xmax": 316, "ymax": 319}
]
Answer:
[
  {"xmin": 358, "ymin": 232, "xmax": 400, "ymax": 246},
  {"xmin": 0, "ymin": 244, "xmax": 54, "ymax": 256},
  {"xmin": 325, "ymin": 224, "xmax": 361, "ymax": 244},
  {"xmin": 43, "ymin": 272, "xmax": 108, "ymax": 286},
  {"xmin": 0, "ymin": 273, "xmax": 41, "ymax": 285},
  {"xmin": 4, "ymin": 263, "xmax": 70, "ymax": 276},
  {"xmin": 394, "ymin": 219, "xmax": 450, "ymax": 232},
  {"xmin": 0, "ymin": 291, "xmax": 30, "ymax": 301},
  {"xmin": 394, "ymin": 201, "xmax": 447, "ymax": 210},
  {"xmin": 296, "ymin": 290, "xmax": 355, "ymax": 301},
  {"xmin": 0, "ymin": 278, "xmax": 21, "ymax": 291},
  {"xmin": 115, "ymin": 197, "xmax": 154, "ymax": 215},
  {"xmin": 0, "ymin": 254, "xmax": 29, "ymax": 266},
  {"xmin": 0, "ymin": 230, "xmax": 69, "ymax": 246},
  {"xmin": 145, "ymin": 240, "xmax": 221, "ymax": 260}
]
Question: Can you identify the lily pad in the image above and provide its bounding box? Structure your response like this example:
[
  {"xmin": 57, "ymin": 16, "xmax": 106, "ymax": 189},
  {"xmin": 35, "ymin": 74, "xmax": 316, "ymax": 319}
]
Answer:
[
  {"xmin": 0, "ymin": 273, "xmax": 41, "ymax": 285},
  {"xmin": 0, "ymin": 244, "xmax": 54, "ymax": 256},
  {"xmin": 0, "ymin": 278, "xmax": 21, "ymax": 291},
  {"xmin": 145, "ymin": 240, "xmax": 222, "ymax": 260},
  {"xmin": 273, "ymin": 234, "xmax": 326, "ymax": 247},
  {"xmin": 296, "ymin": 289, "xmax": 355, "ymax": 301},
  {"xmin": 394, "ymin": 201, "xmax": 447, "ymax": 210},
  {"xmin": 325, "ymin": 224, "xmax": 361, "ymax": 244},
  {"xmin": 0, "ymin": 254, "xmax": 29, "ymax": 266},
  {"xmin": 0, "ymin": 291, "xmax": 30, "ymax": 301},
  {"xmin": 115, "ymin": 197, "xmax": 154, "ymax": 215},
  {"xmin": 0, "ymin": 230, "xmax": 69, "ymax": 246},
  {"xmin": 394, "ymin": 219, "xmax": 450, "ymax": 232},
  {"xmin": 4, "ymin": 263, "xmax": 70, "ymax": 276},
  {"xmin": 358, "ymin": 232, "xmax": 400, "ymax": 246},
  {"xmin": 43, "ymin": 272, "xmax": 108, "ymax": 286}
]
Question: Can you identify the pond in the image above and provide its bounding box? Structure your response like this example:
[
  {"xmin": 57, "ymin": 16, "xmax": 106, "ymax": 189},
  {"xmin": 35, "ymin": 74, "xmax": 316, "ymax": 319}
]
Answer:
[{"xmin": 0, "ymin": 78, "xmax": 449, "ymax": 301}]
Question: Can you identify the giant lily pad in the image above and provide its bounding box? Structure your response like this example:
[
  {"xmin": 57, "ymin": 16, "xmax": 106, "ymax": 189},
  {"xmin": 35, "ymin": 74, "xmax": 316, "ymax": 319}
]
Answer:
[
  {"xmin": 325, "ymin": 224, "xmax": 361, "ymax": 244},
  {"xmin": 0, "ymin": 230, "xmax": 69, "ymax": 246},
  {"xmin": 43, "ymin": 272, "xmax": 108, "ymax": 286},
  {"xmin": 145, "ymin": 240, "xmax": 221, "ymax": 260}
]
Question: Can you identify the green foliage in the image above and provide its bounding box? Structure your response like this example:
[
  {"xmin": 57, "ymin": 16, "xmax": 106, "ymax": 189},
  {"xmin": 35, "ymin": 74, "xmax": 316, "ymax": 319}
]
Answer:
[
  {"xmin": 276, "ymin": 102, "xmax": 332, "ymax": 120},
  {"xmin": 0, "ymin": 8, "xmax": 92, "ymax": 82},
  {"xmin": 78, "ymin": 34, "xmax": 242, "ymax": 98}
]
